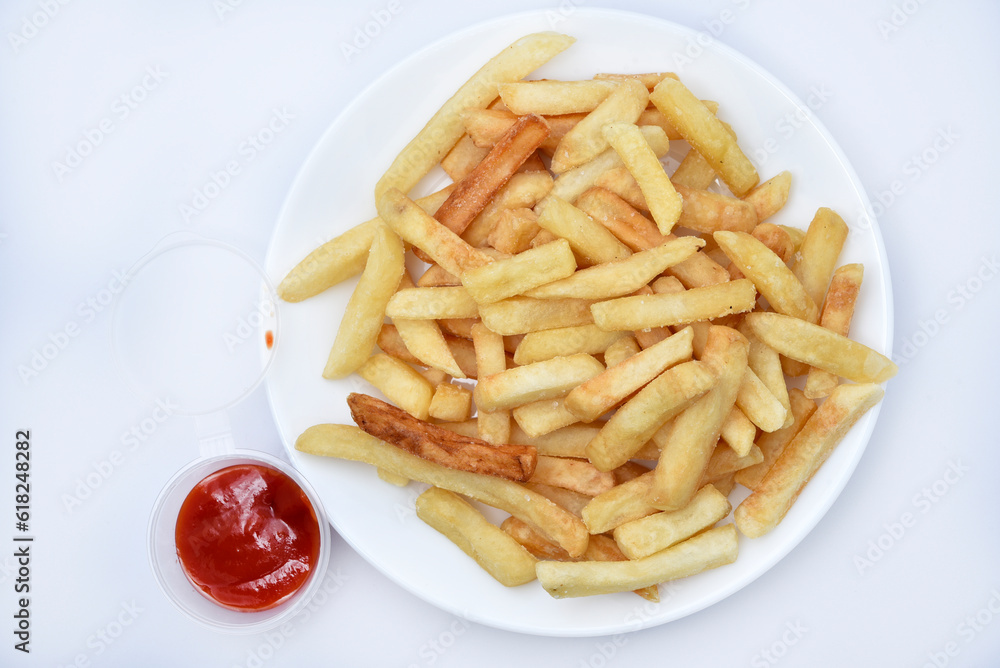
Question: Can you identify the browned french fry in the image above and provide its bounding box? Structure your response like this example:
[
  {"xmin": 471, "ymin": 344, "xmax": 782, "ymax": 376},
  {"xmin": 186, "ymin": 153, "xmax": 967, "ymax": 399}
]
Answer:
[
  {"xmin": 675, "ymin": 184, "xmax": 758, "ymax": 234},
  {"xmin": 417, "ymin": 263, "xmax": 460, "ymax": 287},
  {"xmin": 791, "ymin": 207, "xmax": 850, "ymax": 312},
  {"xmin": 805, "ymin": 263, "xmax": 864, "ymax": 398},
  {"xmin": 591, "ymin": 279, "xmax": 757, "ymax": 331},
  {"xmin": 474, "ymin": 353, "xmax": 604, "ymax": 411},
  {"xmin": 743, "ymin": 171, "xmax": 792, "ymax": 223},
  {"xmin": 463, "ymin": 108, "xmax": 580, "ymax": 155},
  {"xmin": 735, "ymin": 388, "xmax": 817, "ymax": 491},
  {"xmin": 502, "ymin": 515, "xmax": 577, "ymax": 561},
  {"xmin": 751, "ymin": 222, "xmax": 795, "ymax": 263},
  {"xmin": 529, "ymin": 455, "xmax": 616, "ymax": 496},
  {"xmin": 593, "ymin": 166, "xmax": 647, "ymax": 210},
  {"xmin": 486, "ymin": 208, "xmax": 541, "ymax": 254},
  {"xmin": 463, "ymin": 171, "xmax": 554, "ymax": 248},
  {"xmin": 735, "ymin": 383, "xmax": 884, "ymax": 537}
]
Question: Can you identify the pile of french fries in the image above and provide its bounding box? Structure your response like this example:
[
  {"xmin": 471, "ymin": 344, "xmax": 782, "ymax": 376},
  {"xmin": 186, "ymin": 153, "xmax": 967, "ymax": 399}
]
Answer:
[{"xmin": 283, "ymin": 32, "xmax": 897, "ymax": 600}]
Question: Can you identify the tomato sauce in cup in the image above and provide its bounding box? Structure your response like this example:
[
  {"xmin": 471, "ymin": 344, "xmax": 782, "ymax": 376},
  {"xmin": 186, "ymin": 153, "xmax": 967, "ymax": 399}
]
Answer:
[{"xmin": 174, "ymin": 463, "xmax": 321, "ymax": 611}]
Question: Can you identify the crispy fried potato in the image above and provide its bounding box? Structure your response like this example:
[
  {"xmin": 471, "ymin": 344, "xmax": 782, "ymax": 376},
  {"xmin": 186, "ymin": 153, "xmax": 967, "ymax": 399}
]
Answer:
[
  {"xmin": 581, "ymin": 471, "xmax": 658, "ymax": 534},
  {"xmin": 498, "ymin": 79, "xmax": 617, "ymax": 115},
  {"xmin": 791, "ymin": 207, "xmax": 850, "ymax": 312},
  {"xmin": 736, "ymin": 368, "xmax": 787, "ymax": 433},
  {"xmin": 551, "ymin": 79, "xmax": 649, "ymax": 173},
  {"xmin": 676, "ymin": 184, "xmax": 758, "ymax": 234},
  {"xmin": 743, "ymin": 171, "xmax": 792, "ymax": 223},
  {"xmin": 486, "ymin": 207, "xmax": 542, "ymax": 254},
  {"xmin": 387, "ymin": 286, "xmax": 480, "ymax": 320},
  {"xmin": 602, "ymin": 122, "xmax": 682, "ymax": 234},
  {"xmin": 805, "ymin": 263, "xmax": 864, "ymax": 398},
  {"xmin": 428, "ymin": 382, "xmax": 473, "ymax": 422},
  {"xmin": 513, "ymin": 324, "xmax": 624, "ymax": 365},
  {"xmin": 474, "ymin": 353, "xmax": 604, "ymax": 411},
  {"xmin": 512, "ymin": 398, "xmax": 581, "ymax": 437},
  {"xmin": 479, "ymin": 296, "xmax": 597, "ymax": 335},
  {"xmin": 613, "ymin": 484, "xmax": 731, "ymax": 560},
  {"xmin": 463, "ymin": 171, "xmax": 554, "ymax": 248},
  {"xmin": 470, "ymin": 322, "xmax": 511, "ymax": 444},
  {"xmin": 534, "ymin": 195, "xmax": 632, "ymax": 265},
  {"xmin": 357, "ymin": 353, "xmax": 435, "ymax": 420},
  {"xmin": 735, "ymin": 388, "xmax": 817, "ymax": 491},
  {"xmin": 591, "ymin": 279, "xmax": 757, "ymax": 331},
  {"xmin": 529, "ymin": 455, "xmax": 616, "ymax": 496},
  {"xmin": 461, "ymin": 237, "xmax": 577, "ymax": 304},
  {"xmin": 441, "ymin": 134, "xmax": 490, "ymax": 181}
]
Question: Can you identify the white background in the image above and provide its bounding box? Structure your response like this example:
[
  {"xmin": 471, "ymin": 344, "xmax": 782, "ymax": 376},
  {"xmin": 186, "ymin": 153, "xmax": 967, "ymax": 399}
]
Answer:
[{"xmin": 1, "ymin": 1, "xmax": 998, "ymax": 666}]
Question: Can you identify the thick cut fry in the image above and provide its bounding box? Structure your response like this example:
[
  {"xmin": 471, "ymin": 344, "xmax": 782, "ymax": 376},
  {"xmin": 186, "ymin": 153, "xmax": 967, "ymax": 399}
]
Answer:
[
  {"xmin": 650, "ymin": 78, "xmax": 758, "ymax": 196},
  {"xmin": 416, "ymin": 487, "xmax": 537, "ymax": 587},
  {"xmin": 441, "ymin": 134, "xmax": 490, "ymax": 181},
  {"xmin": 463, "ymin": 171, "xmax": 554, "ymax": 248},
  {"xmin": 433, "ymin": 113, "xmax": 551, "ymax": 240},
  {"xmin": 549, "ymin": 126, "xmax": 670, "ymax": 203},
  {"xmin": 513, "ymin": 324, "xmax": 624, "ymax": 365},
  {"xmin": 671, "ymin": 147, "xmax": 718, "ymax": 190},
  {"xmin": 471, "ymin": 323, "xmax": 510, "ymax": 444},
  {"xmin": 613, "ymin": 485, "xmax": 731, "ymax": 559},
  {"xmin": 375, "ymin": 32, "xmax": 574, "ymax": 200},
  {"xmin": 391, "ymin": 275, "xmax": 466, "ymax": 378},
  {"xmin": 603, "ymin": 334, "xmax": 641, "ymax": 367},
  {"xmin": 512, "ymin": 399, "xmax": 581, "ymax": 437},
  {"xmin": 526, "ymin": 237, "xmax": 703, "ymax": 301},
  {"xmin": 348, "ymin": 393, "xmax": 535, "ymax": 481},
  {"xmin": 386, "ymin": 286, "xmax": 480, "ymax": 320},
  {"xmin": 565, "ymin": 327, "xmax": 694, "ymax": 422},
  {"xmin": 296, "ymin": 424, "xmax": 588, "ymax": 556},
  {"xmin": 743, "ymin": 171, "xmax": 791, "ymax": 222},
  {"xmin": 323, "ymin": 225, "xmax": 405, "ymax": 378},
  {"xmin": 805, "ymin": 263, "xmax": 864, "ymax": 398},
  {"xmin": 736, "ymin": 368, "xmax": 787, "ymax": 433},
  {"xmin": 739, "ymin": 320, "xmax": 793, "ymax": 429},
  {"xmin": 735, "ymin": 383, "xmax": 884, "ymax": 537},
  {"xmin": 479, "ymin": 297, "xmax": 596, "ymax": 335},
  {"xmin": 720, "ymin": 406, "xmax": 756, "ymax": 457},
  {"xmin": 498, "ymin": 79, "xmax": 617, "ymax": 115},
  {"xmin": 377, "ymin": 324, "xmax": 480, "ymax": 379},
  {"xmin": 791, "ymin": 207, "xmax": 850, "ymax": 312},
  {"xmin": 649, "ymin": 327, "xmax": 748, "ymax": 510},
  {"xmin": 751, "ymin": 222, "xmax": 795, "ymax": 263},
  {"xmin": 735, "ymin": 388, "xmax": 817, "ymax": 491},
  {"xmin": 581, "ymin": 472, "xmax": 658, "ymax": 534},
  {"xmin": 377, "ymin": 188, "xmax": 492, "ymax": 278},
  {"xmin": 585, "ymin": 360, "xmax": 716, "ymax": 471},
  {"xmin": 703, "ymin": 442, "xmax": 763, "ymax": 481},
  {"xmin": 502, "ymin": 516, "xmax": 576, "ymax": 561},
  {"xmin": 551, "ymin": 79, "xmax": 649, "ymax": 173},
  {"xmin": 676, "ymin": 184, "xmax": 758, "ymax": 234},
  {"xmin": 536, "ymin": 524, "xmax": 738, "ymax": 598},
  {"xmin": 486, "ymin": 208, "xmax": 541, "ymax": 254},
  {"xmin": 428, "ymin": 382, "xmax": 473, "ymax": 422},
  {"xmin": 602, "ymin": 122, "xmax": 682, "ymax": 234},
  {"xmin": 534, "ymin": 195, "xmax": 632, "ymax": 265},
  {"xmin": 461, "ymin": 238, "xmax": 577, "ymax": 304},
  {"xmin": 417, "ymin": 263, "xmax": 460, "ymax": 287},
  {"xmin": 744, "ymin": 312, "xmax": 897, "ymax": 383},
  {"xmin": 526, "ymin": 482, "xmax": 592, "ymax": 517},
  {"xmin": 463, "ymin": 108, "xmax": 582, "ymax": 155},
  {"xmin": 529, "ymin": 455, "xmax": 615, "ymax": 496},
  {"xmin": 592, "ymin": 279, "xmax": 757, "ymax": 331},
  {"xmin": 593, "ymin": 166, "xmax": 648, "ymax": 211},
  {"xmin": 714, "ymin": 230, "xmax": 818, "ymax": 322},
  {"xmin": 474, "ymin": 353, "xmax": 604, "ymax": 411},
  {"xmin": 584, "ymin": 534, "xmax": 660, "ymax": 602},
  {"xmin": 357, "ymin": 354, "xmax": 434, "ymax": 420}
]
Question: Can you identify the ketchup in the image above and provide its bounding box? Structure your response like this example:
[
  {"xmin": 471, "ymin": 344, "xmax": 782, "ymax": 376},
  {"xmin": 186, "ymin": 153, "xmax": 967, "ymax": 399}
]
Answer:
[{"xmin": 175, "ymin": 464, "xmax": 320, "ymax": 611}]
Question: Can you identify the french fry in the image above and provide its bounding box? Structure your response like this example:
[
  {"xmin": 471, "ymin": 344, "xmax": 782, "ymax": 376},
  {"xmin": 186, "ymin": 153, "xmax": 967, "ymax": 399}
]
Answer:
[
  {"xmin": 416, "ymin": 487, "xmax": 537, "ymax": 587},
  {"xmin": 375, "ymin": 31, "xmax": 574, "ymax": 200},
  {"xmin": 417, "ymin": 263, "xmax": 460, "ymax": 287},
  {"xmin": 463, "ymin": 108, "xmax": 573, "ymax": 155},
  {"xmin": 593, "ymin": 166, "xmax": 647, "ymax": 211},
  {"xmin": 479, "ymin": 297, "xmax": 596, "ymax": 335},
  {"xmin": 751, "ymin": 222, "xmax": 795, "ymax": 263},
  {"xmin": 534, "ymin": 195, "xmax": 632, "ymax": 265},
  {"xmin": 703, "ymin": 442, "xmax": 763, "ymax": 481},
  {"xmin": 526, "ymin": 482, "xmax": 592, "ymax": 517},
  {"xmin": 739, "ymin": 320, "xmax": 793, "ymax": 429},
  {"xmin": 649, "ymin": 326, "xmax": 748, "ymax": 510},
  {"xmin": 529, "ymin": 455, "xmax": 616, "ymax": 496},
  {"xmin": 736, "ymin": 368, "xmax": 787, "ymax": 433},
  {"xmin": 461, "ymin": 237, "xmax": 577, "ymax": 304},
  {"xmin": 613, "ymin": 485, "xmax": 731, "ymax": 560},
  {"xmin": 462, "ymin": 171, "xmax": 554, "ymax": 248},
  {"xmin": 650, "ymin": 78, "xmax": 758, "ymax": 196},
  {"xmin": 377, "ymin": 188, "xmax": 492, "ymax": 278},
  {"xmin": 296, "ymin": 424, "xmax": 589, "ymax": 556},
  {"xmin": 805, "ymin": 263, "xmax": 864, "ymax": 398},
  {"xmin": 676, "ymin": 184, "xmax": 758, "ymax": 234},
  {"xmin": 536, "ymin": 525, "xmax": 738, "ymax": 598},
  {"xmin": 391, "ymin": 274, "xmax": 466, "ymax": 378},
  {"xmin": 356, "ymin": 354, "xmax": 435, "ymax": 419},
  {"xmin": 581, "ymin": 472, "xmax": 658, "ymax": 534},
  {"xmin": 474, "ymin": 353, "xmax": 604, "ymax": 411},
  {"xmin": 428, "ymin": 382, "xmax": 473, "ymax": 422},
  {"xmin": 501, "ymin": 515, "xmax": 576, "ymax": 561},
  {"xmin": 441, "ymin": 134, "xmax": 490, "ymax": 181},
  {"xmin": 485, "ymin": 208, "xmax": 541, "ymax": 254},
  {"xmin": 714, "ymin": 230, "xmax": 818, "ymax": 322},
  {"xmin": 791, "ymin": 207, "xmax": 850, "ymax": 312},
  {"xmin": 743, "ymin": 171, "xmax": 792, "ymax": 223},
  {"xmin": 671, "ymin": 147, "xmax": 718, "ymax": 190},
  {"xmin": 526, "ymin": 237, "xmax": 704, "ymax": 301},
  {"xmin": 744, "ymin": 312, "xmax": 897, "ymax": 383},
  {"xmin": 602, "ymin": 122, "xmax": 682, "ymax": 234},
  {"xmin": 470, "ymin": 322, "xmax": 511, "ymax": 445},
  {"xmin": 565, "ymin": 327, "xmax": 694, "ymax": 422},
  {"xmin": 603, "ymin": 334, "xmax": 641, "ymax": 367},
  {"xmin": 348, "ymin": 393, "xmax": 535, "ymax": 481},
  {"xmin": 386, "ymin": 286, "xmax": 480, "ymax": 320},
  {"xmin": 735, "ymin": 383, "xmax": 885, "ymax": 537},
  {"xmin": 551, "ymin": 79, "xmax": 649, "ymax": 173},
  {"xmin": 591, "ymin": 279, "xmax": 757, "ymax": 331},
  {"xmin": 593, "ymin": 72, "xmax": 677, "ymax": 89},
  {"xmin": 720, "ymin": 406, "xmax": 756, "ymax": 457},
  {"xmin": 323, "ymin": 225, "xmax": 405, "ymax": 378},
  {"xmin": 513, "ymin": 324, "xmax": 624, "ymax": 365},
  {"xmin": 735, "ymin": 388, "xmax": 817, "ymax": 491},
  {"xmin": 377, "ymin": 324, "xmax": 480, "ymax": 379},
  {"xmin": 584, "ymin": 534, "xmax": 660, "ymax": 602},
  {"xmin": 512, "ymin": 398, "xmax": 581, "ymax": 437},
  {"xmin": 377, "ymin": 468, "xmax": 410, "ymax": 487},
  {"xmin": 498, "ymin": 79, "xmax": 617, "ymax": 115}
]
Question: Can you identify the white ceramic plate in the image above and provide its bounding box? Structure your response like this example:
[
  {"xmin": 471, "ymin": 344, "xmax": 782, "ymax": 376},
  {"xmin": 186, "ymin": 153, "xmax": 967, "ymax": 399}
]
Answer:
[{"xmin": 264, "ymin": 9, "xmax": 892, "ymax": 637}]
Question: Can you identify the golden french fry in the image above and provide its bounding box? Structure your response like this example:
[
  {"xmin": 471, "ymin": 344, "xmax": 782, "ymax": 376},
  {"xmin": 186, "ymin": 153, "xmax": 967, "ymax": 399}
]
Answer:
[
  {"xmin": 676, "ymin": 184, "xmax": 758, "ymax": 234},
  {"xmin": 416, "ymin": 487, "xmax": 537, "ymax": 586},
  {"xmin": 603, "ymin": 334, "xmax": 641, "ymax": 367},
  {"xmin": 735, "ymin": 383, "xmax": 885, "ymax": 537},
  {"xmin": 390, "ymin": 274, "xmax": 466, "ymax": 378},
  {"xmin": 739, "ymin": 320, "xmax": 793, "ymax": 429},
  {"xmin": 474, "ymin": 353, "xmax": 604, "ymax": 411},
  {"xmin": 377, "ymin": 324, "xmax": 480, "ymax": 379},
  {"xmin": 428, "ymin": 382, "xmax": 473, "ymax": 422},
  {"xmin": 441, "ymin": 134, "xmax": 490, "ymax": 181},
  {"xmin": 323, "ymin": 225, "xmax": 405, "ymax": 378},
  {"xmin": 743, "ymin": 171, "xmax": 792, "ymax": 223},
  {"xmin": 650, "ymin": 78, "xmax": 758, "ymax": 196},
  {"xmin": 805, "ymin": 263, "xmax": 864, "ymax": 398},
  {"xmin": 703, "ymin": 442, "xmax": 763, "ymax": 481},
  {"xmin": 377, "ymin": 468, "xmax": 410, "ymax": 486},
  {"xmin": 601, "ymin": 122, "xmax": 682, "ymax": 234},
  {"xmin": 751, "ymin": 222, "xmax": 795, "ymax": 263},
  {"xmin": 649, "ymin": 326, "xmax": 748, "ymax": 510},
  {"xmin": 581, "ymin": 471, "xmax": 658, "ymax": 534},
  {"xmin": 735, "ymin": 388, "xmax": 817, "ymax": 491},
  {"xmin": 591, "ymin": 279, "xmax": 757, "ymax": 331},
  {"xmin": 478, "ymin": 297, "xmax": 596, "ymax": 335},
  {"xmin": 498, "ymin": 79, "xmax": 617, "ymax": 115},
  {"xmin": 534, "ymin": 195, "xmax": 632, "ymax": 265},
  {"xmin": 461, "ymin": 238, "xmax": 577, "ymax": 304},
  {"xmin": 584, "ymin": 535, "xmax": 660, "ymax": 602},
  {"xmin": 296, "ymin": 424, "xmax": 589, "ymax": 556},
  {"xmin": 613, "ymin": 485, "xmax": 731, "ymax": 559},
  {"xmin": 375, "ymin": 32, "xmax": 574, "ymax": 200},
  {"xmin": 462, "ymin": 108, "xmax": 574, "ymax": 155},
  {"xmin": 486, "ymin": 208, "xmax": 541, "ymax": 254},
  {"xmin": 744, "ymin": 312, "xmax": 897, "ymax": 383},
  {"xmin": 671, "ymin": 146, "xmax": 718, "ymax": 190},
  {"xmin": 470, "ymin": 322, "xmax": 511, "ymax": 445},
  {"xmin": 356, "ymin": 353, "xmax": 434, "ymax": 419},
  {"xmin": 513, "ymin": 324, "xmax": 624, "ymax": 365},
  {"xmin": 512, "ymin": 398, "xmax": 581, "ymax": 437},
  {"xmin": 565, "ymin": 327, "xmax": 694, "ymax": 423},
  {"xmin": 585, "ymin": 360, "xmax": 717, "ymax": 471},
  {"xmin": 387, "ymin": 286, "xmax": 480, "ymax": 320},
  {"xmin": 501, "ymin": 515, "xmax": 577, "ymax": 561},
  {"xmin": 551, "ymin": 78, "xmax": 649, "ymax": 173},
  {"xmin": 417, "ymin": 263, "xmax": 460, "ymax": 287},
  {"xmin": 593, "ymin": 165, "xmax": 647, "ymax": 211},
  {"xmin": 720, "ymin": 406, "xmax": 756, "ymax": 457},
  {"xmin": 463, "ymin": 171, "xmax": 554, "ymax": 248},
  {"xmin": 713, "ymin": 230, "xmax": 818, "ymax": 322},
  {"xmin": 736, "ymin": 368, "xmax": 787, "ymax": 433},
  {"xmin": 536, "ymin": 524, "xmax": 738, "ymax": 598},
  {"xmin": 791, "ymin": 207, "xmax": 850, "ymax": 312},
  {"xmin": 529, "ymin": 455, "xmax": 616, "ymax": 496}
]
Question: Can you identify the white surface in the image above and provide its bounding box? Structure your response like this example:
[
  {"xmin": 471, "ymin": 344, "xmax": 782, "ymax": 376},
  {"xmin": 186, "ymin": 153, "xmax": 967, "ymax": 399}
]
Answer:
[
  {"xmin": 264, "ymin": 9, "xmax": 892, "ymax": 637},
  {"xmin": 1, "ymin": 1, "xmax": 997, "ymax": 666}
]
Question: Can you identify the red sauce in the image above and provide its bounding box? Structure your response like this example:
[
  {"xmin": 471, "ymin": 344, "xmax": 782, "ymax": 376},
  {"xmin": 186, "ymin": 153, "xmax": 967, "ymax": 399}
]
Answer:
[
  {"xmin": 265, "ymin": 330, "xmax": 274, "ymax": 349},
  {"xmin": 175, "ymin": 464, "xmax": 320, "ymax": 611}
]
